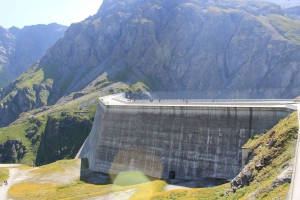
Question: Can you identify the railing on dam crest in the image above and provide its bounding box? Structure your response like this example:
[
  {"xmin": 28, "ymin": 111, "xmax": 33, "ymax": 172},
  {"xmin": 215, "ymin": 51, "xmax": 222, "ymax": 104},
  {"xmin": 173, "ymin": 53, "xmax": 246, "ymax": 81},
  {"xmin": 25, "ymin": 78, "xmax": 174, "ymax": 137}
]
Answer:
[{"xmin": 105, "ymin": 93, "xmax": 297, "ymax": 106}]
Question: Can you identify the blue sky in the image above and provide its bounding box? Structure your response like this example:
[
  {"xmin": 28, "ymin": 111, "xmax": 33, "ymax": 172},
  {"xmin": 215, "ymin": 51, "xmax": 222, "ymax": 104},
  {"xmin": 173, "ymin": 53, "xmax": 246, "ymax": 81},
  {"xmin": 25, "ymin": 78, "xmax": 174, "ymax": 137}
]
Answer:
[{"xmin": 0, "ymin": 0, "xmax": 103, "ymax": 29}]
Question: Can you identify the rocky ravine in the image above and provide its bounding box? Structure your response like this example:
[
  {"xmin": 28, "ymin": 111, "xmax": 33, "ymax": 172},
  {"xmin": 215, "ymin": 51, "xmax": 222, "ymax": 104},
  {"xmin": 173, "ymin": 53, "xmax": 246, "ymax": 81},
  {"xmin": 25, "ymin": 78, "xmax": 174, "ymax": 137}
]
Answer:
[{"xmin": 1, "ymin": 0, "xmax": 300, "ymax": 127}]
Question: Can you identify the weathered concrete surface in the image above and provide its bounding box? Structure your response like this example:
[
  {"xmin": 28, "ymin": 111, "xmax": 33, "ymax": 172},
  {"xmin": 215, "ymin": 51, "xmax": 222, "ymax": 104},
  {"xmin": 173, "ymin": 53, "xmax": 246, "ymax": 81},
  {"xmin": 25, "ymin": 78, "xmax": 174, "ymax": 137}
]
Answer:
[
  {"xmin": 78, "ymin": 99, "xmax": 292, "ymax": 180},
  {"xmin": 242, "ymin": 148, "xmax": 253, "ymax": 167}
]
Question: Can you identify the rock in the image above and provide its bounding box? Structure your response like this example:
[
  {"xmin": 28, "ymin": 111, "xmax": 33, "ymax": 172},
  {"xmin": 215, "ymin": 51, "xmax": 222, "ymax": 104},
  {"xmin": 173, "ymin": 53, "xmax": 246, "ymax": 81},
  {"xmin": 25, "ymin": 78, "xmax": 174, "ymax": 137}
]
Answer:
[
  {"xmin": 73, "ymin": 92, "xmax": 85, "ymax": 99},
  {"xmin": 266, "ymin": 139, "xmax": 277, "ymax": 148},
  {"xmin": 35, "ymin": 114, "xmax": 92, "ymax": 165},
  {"xmin": 271, "ymin": 164, "xmax": 293, "ymax": 190},
  {"xmin": 231, "ymin": 164, "xmax": 253, "ymax": 190},
  {"xmin": 255, "ymin": 156, "xmax": 271, "ymax": 170},
  {"xmin": 0, "ymin": 140, "xmax": 28, "ymax": 163}
]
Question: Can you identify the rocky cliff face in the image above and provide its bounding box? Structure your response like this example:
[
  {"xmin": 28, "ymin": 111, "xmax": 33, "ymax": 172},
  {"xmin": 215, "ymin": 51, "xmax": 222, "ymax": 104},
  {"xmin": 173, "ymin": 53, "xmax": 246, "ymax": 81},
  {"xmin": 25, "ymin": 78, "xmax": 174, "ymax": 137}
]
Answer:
[
  {"xmin": 0, "ymin": 85, "xmax": 46, "ymax": 127},
  {"xmin": 0, "ymin": 139, "xmax": 28, "ymax": 163},
  {"xmin": 0, "ymin": 23, "xmax": 67, "ymax": 88},
  {"xmin": 35, "ymin": 112, "xmax": 92, "ymax": 165},
  {"xmin": 41, "ymin": 0, "xmax": 300, "ymax": 99},
  {"xmin": 0, "ymin": 27, "xmax": 15, "ymax": 87},
  {"xmin": 1, "ymin": 0, "xmax": 300, "ymax": 127}
]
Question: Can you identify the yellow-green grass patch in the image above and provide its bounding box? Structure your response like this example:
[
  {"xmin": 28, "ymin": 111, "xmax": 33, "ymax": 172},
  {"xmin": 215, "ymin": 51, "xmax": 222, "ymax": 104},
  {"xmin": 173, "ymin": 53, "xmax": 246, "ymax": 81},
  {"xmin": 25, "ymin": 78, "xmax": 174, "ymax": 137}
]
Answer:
[{"xmin": 0, "ymin": 168, "xmax": 9, "ymax": 182}]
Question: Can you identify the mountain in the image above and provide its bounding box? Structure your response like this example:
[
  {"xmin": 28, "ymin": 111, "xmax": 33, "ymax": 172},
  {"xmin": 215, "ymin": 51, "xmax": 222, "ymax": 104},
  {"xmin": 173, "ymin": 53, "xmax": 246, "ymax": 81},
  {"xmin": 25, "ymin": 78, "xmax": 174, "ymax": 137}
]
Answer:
[
  {"xmin": 1, "ymin": 0, "xmax": 300, "ymax": 127},
  {"xmin": 285, "ymin": 6, "xmax": 300, "ymax": 21},
  {"xmin": 261, "ymin": 0, "xmax": 300, "ymax": 8},
  {"xmin": 0, "ymin": 23, "xmax": 68, "ymax": 88}
]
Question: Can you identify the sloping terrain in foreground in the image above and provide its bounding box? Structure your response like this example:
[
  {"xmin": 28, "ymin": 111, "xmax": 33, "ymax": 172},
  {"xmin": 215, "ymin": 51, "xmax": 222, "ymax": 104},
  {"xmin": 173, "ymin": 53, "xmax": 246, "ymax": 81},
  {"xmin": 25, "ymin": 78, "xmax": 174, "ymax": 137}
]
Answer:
[{"xmin": 0, "ymin": 111, "xmax": 297, "ymax": 200}]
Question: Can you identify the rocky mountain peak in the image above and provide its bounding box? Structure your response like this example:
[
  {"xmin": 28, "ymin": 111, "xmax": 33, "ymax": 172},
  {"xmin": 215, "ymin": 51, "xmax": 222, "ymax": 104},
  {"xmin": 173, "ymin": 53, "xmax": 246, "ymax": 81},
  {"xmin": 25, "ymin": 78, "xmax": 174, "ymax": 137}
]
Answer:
[{"xmin": 11, "ymin": 0, "xmax": 300, "ymax": 100}]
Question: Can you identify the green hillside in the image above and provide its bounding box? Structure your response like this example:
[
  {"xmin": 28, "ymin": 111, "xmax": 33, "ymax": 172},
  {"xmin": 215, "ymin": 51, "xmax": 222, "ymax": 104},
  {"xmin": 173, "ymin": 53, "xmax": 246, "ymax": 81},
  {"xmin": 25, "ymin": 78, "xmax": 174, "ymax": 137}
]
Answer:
[
  {"xmin": 267, "ymin": 14, "xmax": 300, "ymax": 45},
  {"xmin": 0, "ymin": 92, "xmax": 99, "ymax": 166}
]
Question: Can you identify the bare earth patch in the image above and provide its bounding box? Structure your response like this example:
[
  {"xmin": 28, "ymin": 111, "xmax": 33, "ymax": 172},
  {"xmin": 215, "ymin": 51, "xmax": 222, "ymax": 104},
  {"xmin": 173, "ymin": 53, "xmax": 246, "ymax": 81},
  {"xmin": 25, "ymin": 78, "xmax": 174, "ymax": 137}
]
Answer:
[
  {"xmin": 26, "ymin": 161, "xmax": 81, "ymax": 185},
  {"xmin": 85, "ymin": 188, "xmax": 137, "ymax": 200}
]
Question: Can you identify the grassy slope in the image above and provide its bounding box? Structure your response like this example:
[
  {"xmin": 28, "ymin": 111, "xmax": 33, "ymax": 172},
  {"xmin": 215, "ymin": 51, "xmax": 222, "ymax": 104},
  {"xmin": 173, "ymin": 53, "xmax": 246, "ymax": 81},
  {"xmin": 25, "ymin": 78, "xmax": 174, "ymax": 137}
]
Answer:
[
  {"xmin": 5, "ymin": 111, "xmax": 299, "ymax": 199},
  {"xmin": 0, "ymin": 74, "xmax": 142, "ymax": 166},
  {"xmin": 0, "ymin": 118, "xmax": 38, "ymax": 165},
  {"xmin": 0, "ymin": 60, "xmax": 71, "ymax": 106},
  {"xmin": 267, "ymin": 14, "xmax": 300, "ymax": 45},
  {"xmin": 0, "ymin": 92, "xmax": 99, "ymax": 166},
  {"xmin": 0, "ymin": 59, "xmax": 152, "ymax": 108},
  {"xmin": 8, "ymin": 159, "xmax": 167, "ymax": 200},
  {"xmin": 0, "ymin": 62, "xmax": 47, "ymax": 104}
]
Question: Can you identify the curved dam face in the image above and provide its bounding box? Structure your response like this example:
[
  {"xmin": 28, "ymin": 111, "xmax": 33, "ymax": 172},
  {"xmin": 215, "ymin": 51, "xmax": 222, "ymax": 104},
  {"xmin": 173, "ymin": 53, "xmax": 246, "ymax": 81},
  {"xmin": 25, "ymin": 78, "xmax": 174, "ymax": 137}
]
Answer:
[{"xmin": 78, "ymin": 99, "xmax": 292, "ymax": 180}]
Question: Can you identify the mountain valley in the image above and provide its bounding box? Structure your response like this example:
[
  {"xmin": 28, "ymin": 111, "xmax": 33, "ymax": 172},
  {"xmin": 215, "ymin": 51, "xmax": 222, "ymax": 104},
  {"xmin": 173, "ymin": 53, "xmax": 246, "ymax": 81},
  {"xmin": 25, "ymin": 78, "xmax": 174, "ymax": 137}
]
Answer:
[{"xmin": 0, "ymin": 0, "xmax": 300, "ymax": 199}]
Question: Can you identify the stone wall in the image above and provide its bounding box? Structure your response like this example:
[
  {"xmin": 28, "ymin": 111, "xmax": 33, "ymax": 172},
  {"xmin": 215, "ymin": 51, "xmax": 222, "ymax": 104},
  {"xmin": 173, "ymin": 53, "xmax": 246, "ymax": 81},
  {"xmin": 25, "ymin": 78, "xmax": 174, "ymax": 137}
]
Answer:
[{"xmin": 78, "ymin": 101, "xmax": 292, "ymax": 180}]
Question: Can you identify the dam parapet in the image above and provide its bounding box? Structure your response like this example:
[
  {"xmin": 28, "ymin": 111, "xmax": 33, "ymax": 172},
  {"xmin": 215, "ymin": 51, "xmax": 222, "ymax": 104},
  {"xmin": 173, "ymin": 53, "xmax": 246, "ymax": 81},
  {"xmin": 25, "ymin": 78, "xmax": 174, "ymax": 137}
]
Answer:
[{"xmin": 77, "ymin": 95, "xmax": 295, "ymax": 180}]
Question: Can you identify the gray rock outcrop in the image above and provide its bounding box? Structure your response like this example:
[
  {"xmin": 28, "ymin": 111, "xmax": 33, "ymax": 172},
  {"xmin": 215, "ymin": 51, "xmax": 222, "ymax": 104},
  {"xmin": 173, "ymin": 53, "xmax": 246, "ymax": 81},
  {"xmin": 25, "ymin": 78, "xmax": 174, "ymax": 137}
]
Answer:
[{"xmin": 0, "ymin": 139, "xmax": 28, "ymax": 163}]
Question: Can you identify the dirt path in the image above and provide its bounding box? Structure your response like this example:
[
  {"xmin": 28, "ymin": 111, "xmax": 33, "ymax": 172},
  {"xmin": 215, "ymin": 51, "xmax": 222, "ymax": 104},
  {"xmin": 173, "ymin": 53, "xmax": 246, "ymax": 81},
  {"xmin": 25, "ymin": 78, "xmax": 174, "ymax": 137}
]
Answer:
[
  {"xmin": 0, "ymin": 164, "xmax": 37, "ymax": 200},
  {"xmin": 0, "ymin": 165, "xmax": 21, "ymax": 200}
]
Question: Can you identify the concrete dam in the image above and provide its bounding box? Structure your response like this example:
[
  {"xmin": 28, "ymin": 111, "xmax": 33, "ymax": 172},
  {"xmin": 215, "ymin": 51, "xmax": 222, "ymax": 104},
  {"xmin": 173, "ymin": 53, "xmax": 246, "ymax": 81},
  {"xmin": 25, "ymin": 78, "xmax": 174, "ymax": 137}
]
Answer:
[{"xmin": 77, "ymin": 95, "xmax": 294, "ymax": 181}]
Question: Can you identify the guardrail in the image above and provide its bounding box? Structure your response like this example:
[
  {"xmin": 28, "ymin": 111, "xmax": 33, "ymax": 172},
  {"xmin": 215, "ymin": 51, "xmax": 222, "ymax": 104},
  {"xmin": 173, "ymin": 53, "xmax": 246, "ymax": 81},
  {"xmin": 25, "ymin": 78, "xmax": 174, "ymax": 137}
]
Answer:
[
  {"xmin": 131, "ymin": 99, "xmax": 295, "ymax": 103},
  {"xmin": 101, "ymin": 92, "xmax": 298, "ymax": 105},
  {"xmin": 113, "ymin": 96, "xmax": 295, "ymax": 104}
]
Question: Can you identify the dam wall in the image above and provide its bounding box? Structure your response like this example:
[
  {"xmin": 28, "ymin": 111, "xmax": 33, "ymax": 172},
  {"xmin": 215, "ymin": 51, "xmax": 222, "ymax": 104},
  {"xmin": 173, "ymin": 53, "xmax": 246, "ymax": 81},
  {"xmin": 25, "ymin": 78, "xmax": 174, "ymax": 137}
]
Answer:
[{"xmin": 78, "ymin": 100, "xmax": 292, "ymax": 180}]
